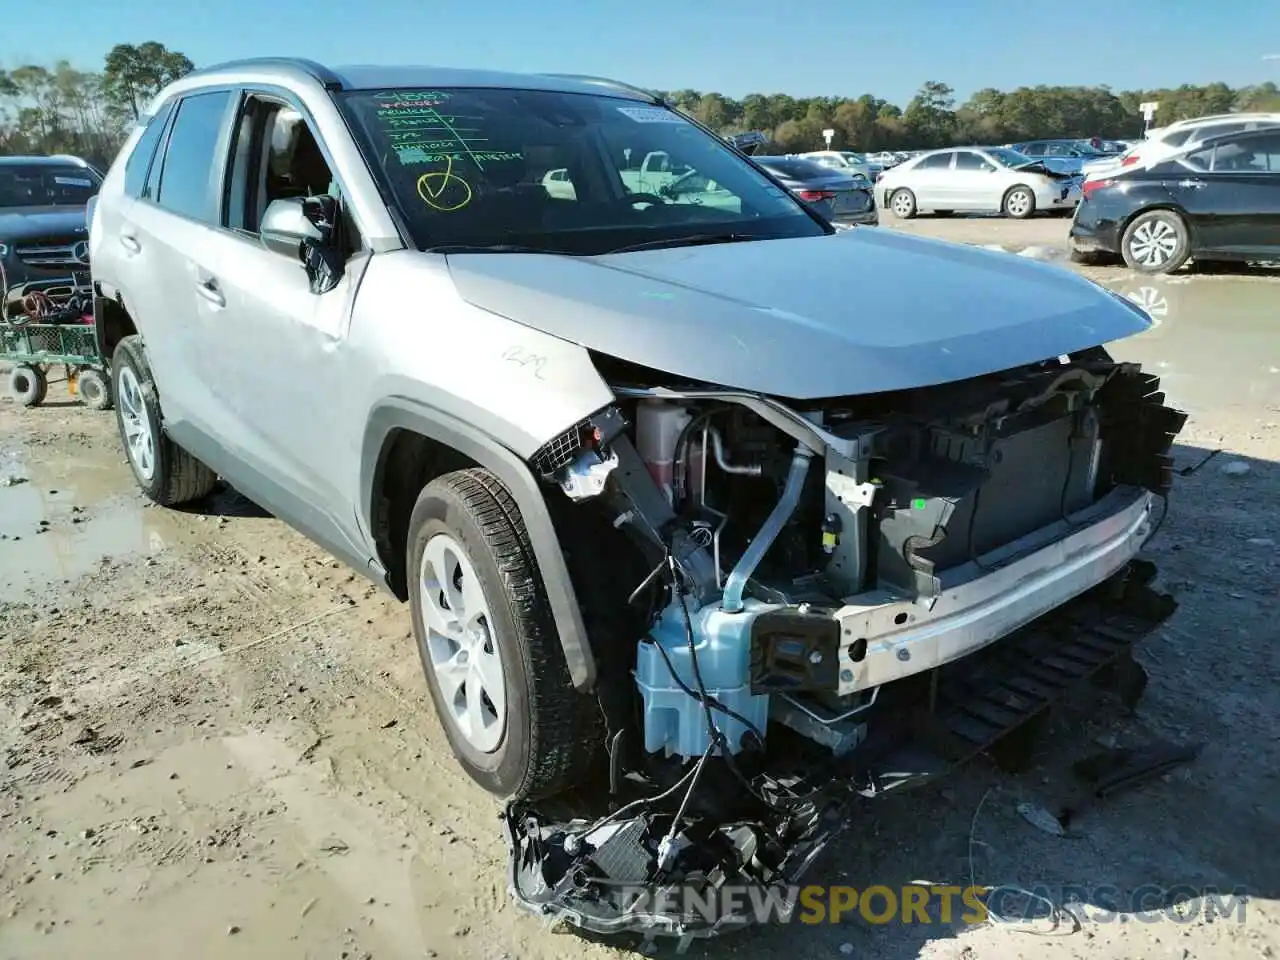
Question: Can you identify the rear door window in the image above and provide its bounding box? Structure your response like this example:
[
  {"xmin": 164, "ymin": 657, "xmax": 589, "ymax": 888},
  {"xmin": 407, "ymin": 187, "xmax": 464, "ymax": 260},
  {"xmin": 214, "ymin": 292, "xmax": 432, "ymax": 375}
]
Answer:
[
  {"xmin": 123, "ymin": 100, "xmax": 175, "ymax": 198},
  {"xmin": 917, "ymin": 152, "xmax": 953, "ymax": 170},
  {"xmin": 153, "ymin": 90, "xmax": 233, "ymax": 223}
]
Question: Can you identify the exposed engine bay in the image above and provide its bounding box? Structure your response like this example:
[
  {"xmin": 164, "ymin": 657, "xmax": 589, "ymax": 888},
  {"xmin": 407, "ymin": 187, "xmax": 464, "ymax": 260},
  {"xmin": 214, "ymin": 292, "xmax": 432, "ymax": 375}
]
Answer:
[{"xmin": 505, "ymin": 347, "xmax": 1185, "ymax": 942}]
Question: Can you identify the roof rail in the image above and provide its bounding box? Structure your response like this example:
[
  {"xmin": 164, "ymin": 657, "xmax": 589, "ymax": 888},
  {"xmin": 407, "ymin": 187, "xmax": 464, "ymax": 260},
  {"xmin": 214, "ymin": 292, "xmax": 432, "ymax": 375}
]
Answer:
[
  {"xmin": 189, "ymin": 57, "xmax": 344, "ymax": 90},
  {"xmin": 539, "ymin": 73, "xmax": 661, "ymax": 104}
]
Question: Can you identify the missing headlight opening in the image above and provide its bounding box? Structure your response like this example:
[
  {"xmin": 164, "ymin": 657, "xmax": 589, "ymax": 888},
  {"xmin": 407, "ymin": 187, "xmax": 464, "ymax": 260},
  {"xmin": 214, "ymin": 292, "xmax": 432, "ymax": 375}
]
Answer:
[{"xmin": 510, "ymin": 350, "xmax": 1186, "ymax": 941}]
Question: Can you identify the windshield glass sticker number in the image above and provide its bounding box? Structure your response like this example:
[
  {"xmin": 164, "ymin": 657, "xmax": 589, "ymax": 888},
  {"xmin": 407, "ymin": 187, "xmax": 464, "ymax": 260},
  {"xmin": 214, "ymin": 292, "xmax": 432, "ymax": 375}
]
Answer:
[
  {"xmin": 53, "ymin": 176, "xmax": 93, "ymax": 187},
  {"xmin": 617, "ymin": 106, "xmax": 686, "ymax": 124},
  {"xmin": 417, "ymin": 156, "xmax": 473, "ymax": 212}
]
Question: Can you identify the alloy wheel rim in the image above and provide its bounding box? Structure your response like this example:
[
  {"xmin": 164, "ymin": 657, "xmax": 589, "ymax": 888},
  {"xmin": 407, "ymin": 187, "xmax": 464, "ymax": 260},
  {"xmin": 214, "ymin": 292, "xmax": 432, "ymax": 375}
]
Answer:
[
  {"xmin": 1008, "ymin": 190, "xmax": 1031, "ymax": 216},
  {"xmin": 1129, "ymin": 219, "xmax": 1178, "ymax": 267},
  {"xmin": 892, "ymin": 192, "xmax": 912, "ymax": 216},
  {"xmin": 117, "ymin": 366, "xmax": 155, "ymax": 481},
  {"xmin": 420, "ymin": 532, "xmax": 506, "ymax": 753}
]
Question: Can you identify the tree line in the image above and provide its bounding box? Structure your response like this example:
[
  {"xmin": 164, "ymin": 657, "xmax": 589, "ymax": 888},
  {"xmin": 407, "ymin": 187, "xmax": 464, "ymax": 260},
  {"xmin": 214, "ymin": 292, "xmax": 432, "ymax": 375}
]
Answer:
[
  {"xmin": 0, "ymin": 42, "xmax": 193, "ymax": 168},
  {"xmin": 3, "ymin": 43, "xmax": 1279, "ymax": 164},
  {"xmin": 657, "ymin": 80, "xmax": 1280, "ymax": 152}
]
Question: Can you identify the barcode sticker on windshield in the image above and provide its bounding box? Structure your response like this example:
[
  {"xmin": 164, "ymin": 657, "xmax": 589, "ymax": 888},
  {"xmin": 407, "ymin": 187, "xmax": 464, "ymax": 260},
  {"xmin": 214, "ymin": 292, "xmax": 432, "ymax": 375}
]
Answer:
[
  {"xmin": 54, "ymin": 176, "xmax": 93, "ymax": 187},
  {"xmin": 617, "ymin": 106, "xmax": 685, "ymax": 124}
]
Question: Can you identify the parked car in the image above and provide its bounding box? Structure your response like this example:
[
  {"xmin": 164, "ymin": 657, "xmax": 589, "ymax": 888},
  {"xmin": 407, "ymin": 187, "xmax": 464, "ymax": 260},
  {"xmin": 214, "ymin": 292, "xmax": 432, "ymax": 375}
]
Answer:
[
  {"xmin": 752, "ymin": 155, "xmax": 878, "ymax": 225},
  {"xmin": 1008, "ymin": 139, "xmax": 1109, "ymax": 176},
  {"xmin": 1070, "ymin": 126, "xmax": 1280, "ymax": 273},
  {"xmin": 795, "ymin": 149, "xmax": 873, "ymax": 179},
  {"xmin": 0, "ymin": 155, "xmax": 101, "ymax": 315},
  {"xmin": 89, "ymin": 58, "xmax": 1183, "ymax": 939},
  {"xmin": 878, "ymin": 146, "xmax": 1080, "ymax": 218},
  {"xmin": 1082, "ymin": 112, "xmax": 1280, "ymax": 181}
]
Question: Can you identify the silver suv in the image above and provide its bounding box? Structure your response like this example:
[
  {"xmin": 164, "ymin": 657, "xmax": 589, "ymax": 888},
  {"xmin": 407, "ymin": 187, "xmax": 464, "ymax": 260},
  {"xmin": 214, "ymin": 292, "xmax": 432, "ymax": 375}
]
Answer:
[{"xmin": 90, "ymin": 58, "xmax": 1185, "ymax": 935}]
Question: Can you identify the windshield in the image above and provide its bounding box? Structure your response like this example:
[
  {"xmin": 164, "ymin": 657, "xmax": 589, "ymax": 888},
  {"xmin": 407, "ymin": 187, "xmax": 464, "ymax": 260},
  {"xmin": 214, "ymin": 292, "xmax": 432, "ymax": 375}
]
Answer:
[
  {"xmin": 0, "ymin": 165, "xmax": 99, "ymax": 208},
  {"xmin": 339, "ymin": 87, "xmax": 825, "ymax": 254},
  {"xmin": 986, "ymin": 147, "xmax": 1036, "ymax": 168}
]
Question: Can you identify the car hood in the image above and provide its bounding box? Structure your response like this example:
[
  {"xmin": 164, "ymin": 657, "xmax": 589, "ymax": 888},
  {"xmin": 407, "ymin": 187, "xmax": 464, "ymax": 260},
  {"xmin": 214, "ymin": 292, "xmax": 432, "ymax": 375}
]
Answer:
[
  {"xmin": 0, "ymin": 206, "xmax": 89, "ymax": 242},
  {"xmin": 444, "ymin": 229, "xmax": 1152, "ymax": 399}
]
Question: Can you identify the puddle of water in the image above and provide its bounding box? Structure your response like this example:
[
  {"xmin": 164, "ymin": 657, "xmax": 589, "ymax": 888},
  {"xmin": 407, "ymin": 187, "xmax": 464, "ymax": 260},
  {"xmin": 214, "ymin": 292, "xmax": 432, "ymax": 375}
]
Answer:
[
  {"xmin": 0, "ymin": 449, "xmax": 172, "ymax": 602},
  {"xmin": 1102, "ymin": 274, "xmax": 1279, "ymax": 415}
]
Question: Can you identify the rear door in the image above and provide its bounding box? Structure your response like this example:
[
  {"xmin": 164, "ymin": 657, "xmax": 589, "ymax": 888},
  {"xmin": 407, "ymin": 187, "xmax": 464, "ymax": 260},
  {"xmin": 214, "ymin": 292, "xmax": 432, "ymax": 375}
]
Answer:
[
  {"xmin": 110, "ymin": 88, "xmax": 238, "ymax": 436},
  {"xmin": 909, "ymin": 151, "xmax": 955, "ymax": 207}
]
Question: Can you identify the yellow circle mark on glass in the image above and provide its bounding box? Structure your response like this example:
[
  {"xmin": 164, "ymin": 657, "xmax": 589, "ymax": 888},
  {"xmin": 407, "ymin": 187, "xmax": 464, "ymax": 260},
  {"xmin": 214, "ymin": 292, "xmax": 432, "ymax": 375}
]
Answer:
[{"xmin": 416, "ymin": 156, "xmax": 473, "ymax": 212}]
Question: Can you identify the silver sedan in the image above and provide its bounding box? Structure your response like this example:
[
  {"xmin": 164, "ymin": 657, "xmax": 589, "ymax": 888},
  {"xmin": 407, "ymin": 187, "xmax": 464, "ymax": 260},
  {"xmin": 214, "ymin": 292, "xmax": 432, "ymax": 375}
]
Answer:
[{"xmin": 878, "ymin": 146, "xmax": 1081, "ymax": 219}]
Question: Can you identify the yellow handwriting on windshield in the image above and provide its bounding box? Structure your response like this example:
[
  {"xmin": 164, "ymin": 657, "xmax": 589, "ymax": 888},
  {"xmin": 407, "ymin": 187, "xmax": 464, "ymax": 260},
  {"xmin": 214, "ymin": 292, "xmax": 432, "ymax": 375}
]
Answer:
[{"xmin": 416, "ymin": 155, "xmax": 473, "ymax": 212}]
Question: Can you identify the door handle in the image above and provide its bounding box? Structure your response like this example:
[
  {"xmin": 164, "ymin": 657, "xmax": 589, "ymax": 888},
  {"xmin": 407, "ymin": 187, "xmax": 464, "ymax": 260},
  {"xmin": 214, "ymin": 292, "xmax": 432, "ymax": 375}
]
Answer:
[
  {"xmin": 1177, "ymin": 179, "xmax": 1206, "ymax": 190},
  {"xmin": 195, "ymin": 278, "xmax": 225, "ymax": 308},
  {"xmin": 119, "ymin": 234, "xmax": 141, "ymax": 253}
]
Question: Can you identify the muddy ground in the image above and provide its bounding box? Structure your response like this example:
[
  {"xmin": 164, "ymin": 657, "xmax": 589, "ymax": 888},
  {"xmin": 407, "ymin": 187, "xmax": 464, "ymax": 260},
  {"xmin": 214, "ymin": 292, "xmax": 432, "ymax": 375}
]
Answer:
[{"xmin": 2, "ymin": 220, "xmax": 1278, "ymax": 960}]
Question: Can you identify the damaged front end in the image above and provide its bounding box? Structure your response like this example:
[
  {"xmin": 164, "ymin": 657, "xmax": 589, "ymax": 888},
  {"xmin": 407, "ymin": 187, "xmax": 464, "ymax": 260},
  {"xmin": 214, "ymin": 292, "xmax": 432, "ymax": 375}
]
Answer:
[{"xmin": 506, "ymin": 347, "xmax": 1185, "ymax": 941}]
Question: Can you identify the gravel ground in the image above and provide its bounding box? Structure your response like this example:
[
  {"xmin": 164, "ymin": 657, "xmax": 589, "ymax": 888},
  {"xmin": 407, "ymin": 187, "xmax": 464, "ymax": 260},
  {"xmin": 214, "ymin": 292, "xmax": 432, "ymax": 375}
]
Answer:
[{"xmin": 1, "ymin": 219, "xmax": 1278, "ymax": 959}]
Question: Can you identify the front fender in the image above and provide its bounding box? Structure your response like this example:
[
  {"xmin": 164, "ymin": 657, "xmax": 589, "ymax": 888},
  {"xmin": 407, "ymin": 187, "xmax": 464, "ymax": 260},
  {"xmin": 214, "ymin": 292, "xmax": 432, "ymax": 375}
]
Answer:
[{"xmin": 361, "ymin": 397, "xmax": 596, "ymax": 691}]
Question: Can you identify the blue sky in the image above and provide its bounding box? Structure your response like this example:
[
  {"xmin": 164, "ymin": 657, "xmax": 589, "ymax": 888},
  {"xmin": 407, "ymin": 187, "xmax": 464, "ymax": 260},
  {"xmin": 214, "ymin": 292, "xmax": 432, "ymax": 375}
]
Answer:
[{"xmin": 4, "ymin": 0, "xmax": 1278, "ymax": 105}]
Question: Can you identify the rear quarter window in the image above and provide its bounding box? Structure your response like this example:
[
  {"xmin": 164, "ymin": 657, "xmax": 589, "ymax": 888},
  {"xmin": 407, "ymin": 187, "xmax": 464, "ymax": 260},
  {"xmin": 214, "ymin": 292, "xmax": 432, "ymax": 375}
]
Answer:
[{"xmin": 123, "ymin": 100, "xmax": 175, "ymax": 198}]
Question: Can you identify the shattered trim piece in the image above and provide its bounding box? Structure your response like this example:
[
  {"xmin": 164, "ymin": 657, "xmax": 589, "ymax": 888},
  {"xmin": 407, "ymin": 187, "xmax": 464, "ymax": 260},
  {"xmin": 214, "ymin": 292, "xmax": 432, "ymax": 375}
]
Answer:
[{"xmin": 502, "ymin": 560, "xmax": 1177, "ymax": 940}]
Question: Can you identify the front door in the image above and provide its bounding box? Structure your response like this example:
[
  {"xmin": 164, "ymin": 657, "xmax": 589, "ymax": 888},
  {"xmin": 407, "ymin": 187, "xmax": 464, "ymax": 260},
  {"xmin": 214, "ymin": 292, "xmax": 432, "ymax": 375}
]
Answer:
[
  {"xmin": 949, "ymin": 150, "xmax": 999, "ymax": 210},
  {"xmin": 190, "ymin": 90, "xmax": 372, "ymax": 560},
  {"xmin": 1170, "ymin": 131, "xmax": 1280, "ymax": 257}
]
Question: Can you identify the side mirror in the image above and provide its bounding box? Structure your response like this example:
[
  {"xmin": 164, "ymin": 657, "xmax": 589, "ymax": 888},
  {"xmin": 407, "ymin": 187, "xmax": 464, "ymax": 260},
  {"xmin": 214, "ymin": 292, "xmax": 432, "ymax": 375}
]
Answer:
[
  {"xmin": 261, "ymin": 196, "xmax": 344, "ymax": 295},
  {"xmin": 260, "ymin": 197, "xmax": 324, "ymax": 260}
]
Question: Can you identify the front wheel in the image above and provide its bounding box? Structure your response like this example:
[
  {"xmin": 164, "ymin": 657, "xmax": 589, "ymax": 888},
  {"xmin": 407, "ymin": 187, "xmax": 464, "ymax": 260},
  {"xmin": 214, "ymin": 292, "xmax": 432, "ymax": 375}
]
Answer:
[
  {"xmin": 1120, "ymin": 210, "xmax": 1190, "ymax": 274},
  {"xmin": 112, "ymin": 335, "xmax": 218, "ymax": 505},
  {"xmin": 889, "ymin": 188, "xmax": 917, "ymax": 219},
  {"xmin": 407, "ymin": 468, "xmax": 601, "ymax": 800},
  {"xmin": 1003, "ymin": 186, "xmax": 1036, "ymax": 219},
  {"xmin": 77, "ymin": 367, "xmax": 112, "ymax": 410}
]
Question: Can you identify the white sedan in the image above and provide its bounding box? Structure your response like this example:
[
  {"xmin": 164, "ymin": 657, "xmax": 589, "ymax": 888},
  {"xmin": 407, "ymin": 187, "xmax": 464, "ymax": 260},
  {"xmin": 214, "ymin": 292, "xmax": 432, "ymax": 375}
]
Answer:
[{"xmin": 878, "ymin": 146, "xmax": 1081, "ymax": 219}]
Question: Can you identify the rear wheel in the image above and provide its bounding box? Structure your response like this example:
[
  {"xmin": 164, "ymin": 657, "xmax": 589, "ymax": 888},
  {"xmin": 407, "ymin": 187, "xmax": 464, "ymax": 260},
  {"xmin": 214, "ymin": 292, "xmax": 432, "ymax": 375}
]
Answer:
[
  {"xmin": 113, "ymin": 336, "xmax": 217, "ymax": 505},
  {"xmin": 889, "ymin": 188, "xmax": 917, "ymax": 219},
  {"xmin": 1120, "ymin": 210, "xmax": 1189, "ymax": 274},
  {"xmin": 407, "ymin": 468, "xmax": 601, "ymax": 800},
  {"xmin": 8, "ymin": 365, "xmax": 46, "ymax": 407},
  {"xmin": 1003, "ymin": 185, "xmax": 1036, "ymax": 219}
]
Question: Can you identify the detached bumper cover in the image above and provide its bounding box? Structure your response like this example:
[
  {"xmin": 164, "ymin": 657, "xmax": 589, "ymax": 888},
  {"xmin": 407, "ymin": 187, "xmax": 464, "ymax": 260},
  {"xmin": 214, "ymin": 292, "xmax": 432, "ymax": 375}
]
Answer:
[{"xmin": 502, "ymin": 559, "xmax": 1176, "ymax": 941}]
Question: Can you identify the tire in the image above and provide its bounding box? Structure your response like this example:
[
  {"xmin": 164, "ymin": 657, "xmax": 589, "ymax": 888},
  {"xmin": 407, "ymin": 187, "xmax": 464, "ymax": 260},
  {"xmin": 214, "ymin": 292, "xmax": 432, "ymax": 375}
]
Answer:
[
  {"xmin": 1120, "ymin": 210, "xmax": 1190, "ymax": 274},
  {"xmin": 112, "ymin": 335, "xmax": 217, "ymax": 505},
  {"xmin": 1003, "ymin": 185, "xmax": 1036, "ymax": 219},
  {"xmin": 8, "ymin": 364, "xmax": 46, "ymax": 407},
  {"xmin": 407, "ymin": 467, "xmax": 602, "ymax": 800},
  {"xmin": 77, "ymin": 368, "xmax": 112, "ymax": 410},
  {"xmin": 889, "ymin": 188, "xmax": 917, "ymax": 219}
]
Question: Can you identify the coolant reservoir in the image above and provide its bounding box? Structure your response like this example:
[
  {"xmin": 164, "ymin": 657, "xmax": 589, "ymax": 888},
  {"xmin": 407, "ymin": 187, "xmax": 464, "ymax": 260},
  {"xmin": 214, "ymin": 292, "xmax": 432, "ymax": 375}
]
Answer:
[
  {"xmin": 635, "ymin": 401, "xmax": 691, "ymax": 503},
  {"xmin": 635, "ymin": 598, "xmax": 773, "ymax": 758}
]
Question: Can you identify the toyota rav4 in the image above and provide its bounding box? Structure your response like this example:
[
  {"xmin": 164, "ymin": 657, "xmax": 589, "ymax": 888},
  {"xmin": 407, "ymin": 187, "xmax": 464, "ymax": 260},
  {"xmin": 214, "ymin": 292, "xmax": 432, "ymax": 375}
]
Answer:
[{"xmin": 88, "ymin": 58, "xmax": 1185, "ymax": 940}]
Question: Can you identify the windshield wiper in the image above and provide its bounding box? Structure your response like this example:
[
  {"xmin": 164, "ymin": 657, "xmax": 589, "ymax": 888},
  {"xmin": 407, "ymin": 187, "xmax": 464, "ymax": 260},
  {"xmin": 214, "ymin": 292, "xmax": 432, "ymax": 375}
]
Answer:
[
  {"xmin": 425, "ymin": 243, "xmax": 562, "ymax": 254},
  {"xmin": 601, "ymin": 232, "xmax": 775, "ymax": 255}
]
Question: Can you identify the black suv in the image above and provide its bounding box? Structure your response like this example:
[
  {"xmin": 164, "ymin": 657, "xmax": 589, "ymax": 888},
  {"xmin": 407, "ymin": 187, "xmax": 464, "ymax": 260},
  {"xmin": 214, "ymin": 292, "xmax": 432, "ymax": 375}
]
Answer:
[{"xmin": 0, "ymin": 156, "xmax": 102, "ymax": 314}]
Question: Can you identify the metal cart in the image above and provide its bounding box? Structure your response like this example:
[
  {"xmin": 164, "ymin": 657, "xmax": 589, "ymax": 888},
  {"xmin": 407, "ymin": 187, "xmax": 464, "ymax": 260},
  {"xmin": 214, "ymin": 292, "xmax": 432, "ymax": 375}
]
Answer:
[{"xmin": 2, "ymin": 280, "xmax": 112, "ymax": 410}]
